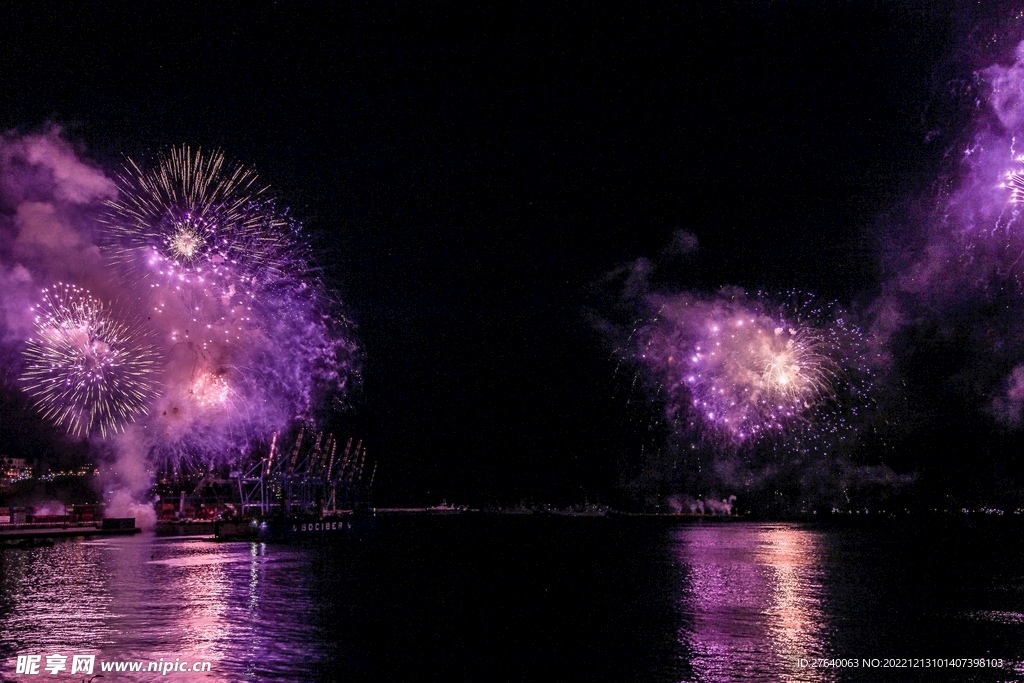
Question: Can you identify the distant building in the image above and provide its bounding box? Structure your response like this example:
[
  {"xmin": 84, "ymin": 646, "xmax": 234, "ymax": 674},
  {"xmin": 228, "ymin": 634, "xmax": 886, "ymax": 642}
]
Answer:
[
  {"xmin": 40, "ymin": 464, "xmax": 98, "ymax": 481},
  {"xmin": 0, "ymin": 456, "xmax": 33, "ymax": 491}
]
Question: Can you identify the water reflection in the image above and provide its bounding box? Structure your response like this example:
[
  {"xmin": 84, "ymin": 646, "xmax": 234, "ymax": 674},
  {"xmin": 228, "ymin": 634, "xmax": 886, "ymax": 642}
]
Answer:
[
  {"xmin": 0, "ymin": 534, "xmax": 332, "ymax": 682},
  {"xmin": 674, "ymin": 523, "xmax": 832, "ymax": 682}
]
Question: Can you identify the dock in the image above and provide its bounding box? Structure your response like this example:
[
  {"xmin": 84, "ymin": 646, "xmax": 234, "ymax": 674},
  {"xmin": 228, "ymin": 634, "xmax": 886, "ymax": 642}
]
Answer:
[{"xmin": 0, "ymin": 518, "xmax": 140, "ymax": 542}]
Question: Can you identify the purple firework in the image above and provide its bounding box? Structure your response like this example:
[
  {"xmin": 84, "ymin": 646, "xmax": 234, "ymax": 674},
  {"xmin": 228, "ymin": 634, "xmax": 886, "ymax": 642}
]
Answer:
[
  {"xmin": 634, "ymin": 290, "xmax": 875, "ymax": 448},
  {"xmin": 20, "ymin": 283, "xmax": 160, "ymax": 439},
  {"xmin": 101, "ymin": 146, "xmax": 293, "ymax": 287},
  {"xmin": 94, "ymin": 147, "xmax": 360, "ymax": 473}
]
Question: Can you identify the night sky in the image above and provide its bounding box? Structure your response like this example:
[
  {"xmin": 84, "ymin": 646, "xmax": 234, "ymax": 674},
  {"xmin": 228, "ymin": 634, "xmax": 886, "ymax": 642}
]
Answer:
[{"xmin": 2, "ymin": 1, "xmax": 1021, "ymax": 509}]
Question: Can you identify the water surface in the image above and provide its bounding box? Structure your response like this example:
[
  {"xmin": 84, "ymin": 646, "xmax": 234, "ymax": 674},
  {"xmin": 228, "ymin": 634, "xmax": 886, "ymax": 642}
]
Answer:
[{"xmin": 0, "ymin": 518, "xmax": 1022, "ymax": 681}]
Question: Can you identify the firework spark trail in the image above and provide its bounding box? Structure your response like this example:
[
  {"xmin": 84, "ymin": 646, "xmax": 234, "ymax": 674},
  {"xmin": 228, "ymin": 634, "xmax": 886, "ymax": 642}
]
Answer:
[
  {"xmin": 100, "ymin": 147, "xmax": 301, "ymax": 350},
  {"xmin": 101, "ymin": 146, "xmax": 293, "ymax": 284},
  {"xmin": 635, "ymin": 290, "xmax": 874, "ymax": 448},
  {"xmin": 20, "ymin": 282, "xmax": 159, "ymax": 438}
]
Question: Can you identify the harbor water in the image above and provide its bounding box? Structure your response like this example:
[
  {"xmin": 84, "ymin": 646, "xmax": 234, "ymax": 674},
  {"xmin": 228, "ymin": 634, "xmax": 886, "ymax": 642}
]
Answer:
[{"xmin": 1, "ymin": 517, "xmax": 1023, "ymax": 682}]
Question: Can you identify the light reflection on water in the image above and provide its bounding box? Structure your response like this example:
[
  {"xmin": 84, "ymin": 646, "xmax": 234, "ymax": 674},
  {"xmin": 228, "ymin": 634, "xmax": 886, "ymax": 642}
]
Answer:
[
  {"xmin": 673, "ymin": 524, "xmax": 833, "ymax": 683},
  {"xmin": 0, "ymin": 535, "xmax": 332, "ymax": 682},
  {"xmin": 1, "ymin": 521, "xmax": 1024, "ymax": 681}
]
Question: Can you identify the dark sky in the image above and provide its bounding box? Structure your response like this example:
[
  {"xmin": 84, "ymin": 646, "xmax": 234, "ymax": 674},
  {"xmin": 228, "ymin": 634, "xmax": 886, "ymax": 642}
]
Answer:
[{"xmin": 0, "ymin": 1, "xmax": 1004, "ymax": 505}]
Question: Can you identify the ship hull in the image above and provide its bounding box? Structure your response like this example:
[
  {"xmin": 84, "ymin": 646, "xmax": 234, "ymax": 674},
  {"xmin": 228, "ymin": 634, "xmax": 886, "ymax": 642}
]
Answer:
[{"xmin": 215, "ymin": 514, "xmax": 377, "ymax": 543}]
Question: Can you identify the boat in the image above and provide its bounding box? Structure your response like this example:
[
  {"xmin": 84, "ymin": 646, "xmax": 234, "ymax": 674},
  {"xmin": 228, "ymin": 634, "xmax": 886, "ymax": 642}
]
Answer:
[{"xmin": 214, "ymin": 511, "xmax": 376, "ymax": 542}]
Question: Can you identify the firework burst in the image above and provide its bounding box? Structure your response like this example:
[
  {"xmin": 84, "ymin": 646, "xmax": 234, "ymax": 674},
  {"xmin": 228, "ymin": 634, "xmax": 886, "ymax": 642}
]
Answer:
[
  {"xmin": 20, "ymin": 283, "xmax": 160, "ymax": 438},
  {"xmin": 634, "ymin": 290, "xmax": 874, "ymax": 448},
  {"xmin": 101, "ymin": 146, "xmax": 293, "ymax": 291},
  {"xmin": 94, "ymin": 147, "xmax": 361, "ymax": 474}
]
